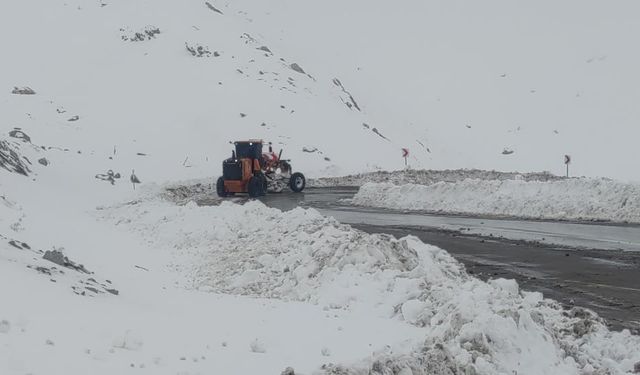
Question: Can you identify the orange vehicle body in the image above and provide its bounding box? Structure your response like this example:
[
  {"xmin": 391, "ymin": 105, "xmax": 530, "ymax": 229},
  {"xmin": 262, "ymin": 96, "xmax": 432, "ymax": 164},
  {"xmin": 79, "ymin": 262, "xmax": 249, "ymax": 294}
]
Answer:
[
  {"xmin": 217, "ymin": 139, "xmax": 305, "ymax": 198},
  {"xmin": 223, "ymin": 158, "xmax": 261, "ymax": 193}
]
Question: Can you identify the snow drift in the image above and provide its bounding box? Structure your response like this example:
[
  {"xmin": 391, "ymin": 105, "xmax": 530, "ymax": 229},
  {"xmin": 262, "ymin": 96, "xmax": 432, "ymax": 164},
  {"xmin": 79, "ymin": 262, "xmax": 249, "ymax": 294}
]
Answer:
[
  {"xmin": 310, "ymin": 169, "xmax": 563, "ymax": 187},
  {"xmin": 352, "ymin": 178, "xmax": 640, "ymax": 223},
  {"xmin": 101, "ymin": 191, "xmax": 640, "ymax": 374}
]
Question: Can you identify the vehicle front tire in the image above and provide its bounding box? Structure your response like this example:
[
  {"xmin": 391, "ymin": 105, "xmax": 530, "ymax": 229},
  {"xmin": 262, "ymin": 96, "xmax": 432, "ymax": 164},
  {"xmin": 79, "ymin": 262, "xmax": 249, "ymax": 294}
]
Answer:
[
  {"xmin": 289, "ymin": 172, "xmax": 306, "ymax": 192},
  {"xmin": 248, "ymin": 176, "xmax": 265, "ymax": 198},
  {"xmin": 259, "ymin": 174, "xmax": 268, "ymax": 196},
  {"xmin": 216, "ymin": 177, "xmax": 228, "ymax": 197}
]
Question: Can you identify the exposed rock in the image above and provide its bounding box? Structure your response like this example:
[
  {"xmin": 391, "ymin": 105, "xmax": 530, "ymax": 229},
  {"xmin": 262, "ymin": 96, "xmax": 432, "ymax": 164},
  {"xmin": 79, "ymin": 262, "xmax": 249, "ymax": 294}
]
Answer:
[
  {"xmin": 333, "ymin": 78, "xmax": 361, "ymax": 111},
  {"xmin": 85, "ymin": 286, "xmax": 100, "ymax": 294},
  {"xmin": 35, "ymin": 266, "xmax": 52, "ymax": 275},
  {"xmin": 12, "ymin": 87, "xmax": 36, "ymax": 95},
  {"xmin": 0, "ymin": 139, "xmax": 31, "ymax": 176},
  {"xmin": 256, "ymin": 46, "xmax": 272, "ymax": 54},
  {"xmin": 43, "ymin": 249, "xmax": 91, "ymax": 274},
  {"xmin": 289, "ymin": 63, "xmax": 306, "ymax": 74},
  {"xmin": 185, "ymin": 42, "xmax": 211, "ymax": 57},
  {"xmin": 8, "ymin": 129, "xmax": 31, "ymax": 143},
  {"xmin": 240, "ymin": 33, "xmax": 256, "ymax": 44},
  {"xmin": 205, "ymin": 1, "xmax": 223, "ymax": 14},
  {"xmin": 372, "ymin": 127, "xmax": 389, "ymax": 141},
  {"xmin": 120, "ymin": 26, "xmax": 160, "ymax": 42},
  {"xmin": 8, "ymin": 240, "xmax": 30, "ymax": 250},
  {"xmin": 38, "ymin": 157, "xmax": 49, "ymax": 166}
]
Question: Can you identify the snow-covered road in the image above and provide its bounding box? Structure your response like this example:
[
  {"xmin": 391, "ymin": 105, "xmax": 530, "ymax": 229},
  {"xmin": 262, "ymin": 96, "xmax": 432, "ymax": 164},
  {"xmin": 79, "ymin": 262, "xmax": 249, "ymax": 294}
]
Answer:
[{"xmin": 320, "ymin": 207, "xmax": 640, "ymax": 252}]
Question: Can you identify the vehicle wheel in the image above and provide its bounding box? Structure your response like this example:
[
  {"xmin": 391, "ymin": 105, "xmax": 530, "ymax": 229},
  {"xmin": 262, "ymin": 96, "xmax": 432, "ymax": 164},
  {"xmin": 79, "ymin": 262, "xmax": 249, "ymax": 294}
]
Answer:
[
  {"xmin": 289, "ymin": 172, "xmax": 306, "ymax": 192},
  {"xmin": 216, "ymin": 177, "xmax": 228, "ymax": 197},
  {"xmin": 259, "ymin": 174, "xmax": 268, "ymax": 196},
  {"xmin": 248, "ymin": 176, "xmax": 263, "ymax": 198}
]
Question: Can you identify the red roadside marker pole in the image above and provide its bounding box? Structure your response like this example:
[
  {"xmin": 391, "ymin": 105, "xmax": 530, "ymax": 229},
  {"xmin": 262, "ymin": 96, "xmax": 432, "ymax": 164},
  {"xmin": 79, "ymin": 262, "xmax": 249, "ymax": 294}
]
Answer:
[{"xmin": 402, "ymin": 148, "xmax": 410, "ymax": 167}]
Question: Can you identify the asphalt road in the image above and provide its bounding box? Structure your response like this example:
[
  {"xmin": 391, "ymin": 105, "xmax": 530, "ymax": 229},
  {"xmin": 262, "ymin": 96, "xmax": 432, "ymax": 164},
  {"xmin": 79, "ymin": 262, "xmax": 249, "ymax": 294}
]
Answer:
[{"xmin": 258, "ymin": 187, "xmax": 640, "ymax": 332}]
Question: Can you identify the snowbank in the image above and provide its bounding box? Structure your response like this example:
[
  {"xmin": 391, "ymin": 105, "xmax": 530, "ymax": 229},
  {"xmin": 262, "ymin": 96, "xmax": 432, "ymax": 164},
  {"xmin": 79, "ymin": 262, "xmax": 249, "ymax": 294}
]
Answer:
[
  {"xmin": 352, "ymin": 178, "xmax": 640, "ymax": 223},
  {"xmin": 310, "ymin": 169, "xmax": 563, "ymax": 187},
  {"xmin": 101, "ymin": 192, "xmax": 640, "ymax": 375}
]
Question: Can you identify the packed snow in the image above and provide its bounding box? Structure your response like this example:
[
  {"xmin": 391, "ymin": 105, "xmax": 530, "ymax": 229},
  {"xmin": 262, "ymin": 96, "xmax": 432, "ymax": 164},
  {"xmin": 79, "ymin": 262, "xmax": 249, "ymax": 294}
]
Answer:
[
  {"xmin": 309, "ymin": 169, "xmax": 563, "ymax": 187},
  {"xmin": 352, "ymin": 178, "xmax": 640, "ymax": 223},
  {"xmin": 95, "ymin": 187, "xmax": 640, "ymax": 374},
  {"xmin": 1, "ymin": 162, "xmax": 425, "ymax": 374}
]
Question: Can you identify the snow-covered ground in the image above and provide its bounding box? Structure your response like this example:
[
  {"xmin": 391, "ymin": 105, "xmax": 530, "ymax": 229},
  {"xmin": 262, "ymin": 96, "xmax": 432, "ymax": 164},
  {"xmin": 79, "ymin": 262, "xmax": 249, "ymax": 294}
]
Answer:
[
  {"xmin": 100, "ymin": 190, "xmax": 640, "ymax": 374},
  {"xmin": 5, "ymin": 179, "xmax": 640, "ymax": 374},
  {"xmin": 3, "ymin": 136, "xmax": 640, "ymax": 373},
  {"xmin": 3, "ymin": 0, "xmax": 640, "ymax": 374},
  {"xmin": 1, "ymin": 143, "xmax": 426, "ymax": 374},
  {"xmin": 352, "ymin": 178, "xmax": 640, "ymax": 224},
  {"xmin": 309, "ymin": 169, "xmax": 563, "ymax": 187}
]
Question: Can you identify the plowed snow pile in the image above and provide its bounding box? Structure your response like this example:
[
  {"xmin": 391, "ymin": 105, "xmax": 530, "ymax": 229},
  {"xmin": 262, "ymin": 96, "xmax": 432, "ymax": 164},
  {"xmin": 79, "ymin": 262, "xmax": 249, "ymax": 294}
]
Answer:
[
  {"xmin": 310, "ymin": 169, "xmax": 563, "ymax": 187},
  {"xmin": 352, "ymin": 178, "xmax": 640, "ymax": 223},
  {"xmin": 102, "ymin": 193, "xmax": 640, "ymax": 374}
]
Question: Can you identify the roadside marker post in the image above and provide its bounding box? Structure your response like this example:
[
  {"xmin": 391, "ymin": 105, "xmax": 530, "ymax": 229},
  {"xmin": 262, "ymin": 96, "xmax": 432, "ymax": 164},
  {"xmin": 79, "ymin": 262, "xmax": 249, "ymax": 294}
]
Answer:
[
  {"xmin": 564, "ymin": 155, "xmax": 571, "ymax": 177},
  {"xmin": 402, "ymin": 148, "xmax": 409, "ymax": 167}
]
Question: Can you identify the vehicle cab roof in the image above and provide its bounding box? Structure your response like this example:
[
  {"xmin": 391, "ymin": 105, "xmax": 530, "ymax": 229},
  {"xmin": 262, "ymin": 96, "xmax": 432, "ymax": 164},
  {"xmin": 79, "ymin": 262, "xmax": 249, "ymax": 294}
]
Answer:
[{"xmin": 234, "ymin": 139, "xmax": 263, "ymax": 144}]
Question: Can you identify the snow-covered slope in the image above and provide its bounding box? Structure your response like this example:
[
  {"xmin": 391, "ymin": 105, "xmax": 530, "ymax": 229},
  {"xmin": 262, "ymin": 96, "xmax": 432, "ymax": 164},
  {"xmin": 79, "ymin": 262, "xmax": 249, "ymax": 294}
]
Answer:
[
  {"xmin": 232, "ymin": 0, "xmax": 640, "ymax": 181},
  {"xmin": 3, "ymin": 0, "xmax": 640, "ymax": 181},
  {"xmin": 0, "ymin": 0, "xmax": 388, "ymax": 181},
  {"xmin": 352, "ymin": 178, "xmax": 640, "ymax": 223}
]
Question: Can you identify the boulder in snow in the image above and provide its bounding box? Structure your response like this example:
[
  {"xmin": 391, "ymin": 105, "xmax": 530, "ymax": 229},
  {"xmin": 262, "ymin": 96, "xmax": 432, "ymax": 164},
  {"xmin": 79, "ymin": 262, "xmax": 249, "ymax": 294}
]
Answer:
[{"xmin": 12, "ymin": 87, "xmax": 36, "ymax": 95}]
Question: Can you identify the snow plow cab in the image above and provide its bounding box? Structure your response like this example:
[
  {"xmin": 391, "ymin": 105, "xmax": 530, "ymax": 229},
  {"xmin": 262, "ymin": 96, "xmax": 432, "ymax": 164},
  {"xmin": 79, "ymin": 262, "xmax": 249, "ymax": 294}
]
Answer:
[{"xmin": 216, "ymin": 140, "xmax": 306, "ymax": 198}]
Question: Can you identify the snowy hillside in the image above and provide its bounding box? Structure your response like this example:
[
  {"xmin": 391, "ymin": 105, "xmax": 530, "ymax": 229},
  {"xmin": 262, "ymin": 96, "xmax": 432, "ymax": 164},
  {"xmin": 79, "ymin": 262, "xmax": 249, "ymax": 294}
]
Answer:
[
  {"xmin": 352, "ymin": 178, "xmax": 640, "ymax": 223},
  {"xmin": 231, "ymin": 0, "xmax": 640, "ymax": 181},
  {"xmin": 0, "ymin": 0, "xmax": 413, "ymax": 180},
  {"xmin": 2, "ymin": 1, "xmax": 640, "ymax": 374},
  {"xmin": 3, "ymin": 1, "xmax": 640, "ymax": 180}
]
